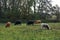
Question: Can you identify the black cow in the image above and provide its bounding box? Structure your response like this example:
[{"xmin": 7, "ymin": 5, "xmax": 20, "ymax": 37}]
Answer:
[
  {"xmin": 14, "ymin": 20, "xmax": 21, "ymax": 25},
  {"xmin": 26, "ymin": 20, "xmax": 34, "ymax": 25}
]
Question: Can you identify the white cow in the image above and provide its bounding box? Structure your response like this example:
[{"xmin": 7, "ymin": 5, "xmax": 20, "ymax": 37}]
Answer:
[{"xmin": 41, "ymin": 23, "xmax": 50, "ymax": 30}]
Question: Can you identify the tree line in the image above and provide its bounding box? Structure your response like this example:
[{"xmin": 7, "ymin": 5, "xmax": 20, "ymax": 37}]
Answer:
[{"xmin": 0, "ymin": 0, "xmax": 60, "ymax": 23}]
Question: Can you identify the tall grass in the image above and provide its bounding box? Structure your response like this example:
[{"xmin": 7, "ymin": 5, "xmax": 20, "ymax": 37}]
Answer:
[{"xmin": 0, "ymin": 23, "xmax": 60, "ymax": 40}]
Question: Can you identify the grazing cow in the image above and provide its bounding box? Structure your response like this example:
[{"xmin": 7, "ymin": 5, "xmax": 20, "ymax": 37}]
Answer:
[
  {"xmin": 14, "ymin": 20, "xmax": 21, "ymax": 25},
  {"xmin": 26, "ymin": 20, "xmax": 34, "ymax": 25},
  {"xmin": 5, "ymin": 22, "xmax": 11, "ymax": 28},
  {"xmin": 34, "ymin": 20, "xmax": 41, "ymax": 24},
  {"xmin": 41, "ymin": 23, "xmax": 50, "ymax": 30}
]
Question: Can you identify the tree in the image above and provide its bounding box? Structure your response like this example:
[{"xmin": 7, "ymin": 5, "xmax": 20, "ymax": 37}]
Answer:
[
  {"xmin": 33, "ymin": 0, "xmax": 52, "ymax": 20},
  {"xmin": 51, "ymin": 5, "xmax": 60, "ymax": 21}
]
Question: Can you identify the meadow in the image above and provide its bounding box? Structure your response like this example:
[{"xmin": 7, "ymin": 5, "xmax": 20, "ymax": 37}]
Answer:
[{"xmin": 0, "ymin": 23, "xmax": 60, "ymax": 40}]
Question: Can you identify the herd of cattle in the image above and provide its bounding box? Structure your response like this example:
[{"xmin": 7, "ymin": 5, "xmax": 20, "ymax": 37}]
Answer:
[{"xmin": 5, "ymin": 20, "xmax": 50, "ymax": 30}]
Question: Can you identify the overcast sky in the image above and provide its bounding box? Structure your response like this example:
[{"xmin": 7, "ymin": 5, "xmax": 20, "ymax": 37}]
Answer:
[
  {"xmin": 31, "ymin": 0, "xmax": 60, "ymax": 11},
  {"xmin": 52, "ymin": 0, "xmax": 60, "ymax": 6}
]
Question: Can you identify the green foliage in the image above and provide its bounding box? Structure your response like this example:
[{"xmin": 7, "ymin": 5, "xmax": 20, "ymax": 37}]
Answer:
[{"xmin": 0, "ymin": 0, "xmax": 60, "ymax": 22}]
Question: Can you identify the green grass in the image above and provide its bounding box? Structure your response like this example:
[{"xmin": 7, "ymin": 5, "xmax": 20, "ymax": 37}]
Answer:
[{"xmin": 0, "ymin": 23, "xmax": 60, "ymax": 40}]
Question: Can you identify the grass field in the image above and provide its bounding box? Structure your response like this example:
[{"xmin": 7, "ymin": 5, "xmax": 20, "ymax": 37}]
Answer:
[{"xmin": 0, "ymin": 23, "xmax": 60, "ymax": 40}]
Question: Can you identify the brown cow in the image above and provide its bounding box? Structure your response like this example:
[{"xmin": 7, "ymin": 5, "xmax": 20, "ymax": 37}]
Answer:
[
  {"xmin": 5, "ymin": 22, "xmax": 11, "ymax": 28},
  {"xmin": 34, "ymin": 20, "xmax": 41, "ymax": 24}
]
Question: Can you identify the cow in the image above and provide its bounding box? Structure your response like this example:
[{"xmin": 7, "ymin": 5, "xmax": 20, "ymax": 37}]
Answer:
[
  {"xmin": 5, "ymin": 22, "xmax": 11, "ymax": 28},
  {"xmin": 34, "ymin": 20, "xmax": 41, "ymax": 24},
  {"xmin": 41, "ymin": 23, "xmax": 50, "ymax": 30},
  {"xmin": 26, "ymin": 20, "xmax": 34, "ymax": 25},
  {"xmin": 14, "ymin": 20, "xmax": 21, "ymax": 25}
]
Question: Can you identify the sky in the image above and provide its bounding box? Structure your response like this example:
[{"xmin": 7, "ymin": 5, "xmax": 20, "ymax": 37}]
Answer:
[
  {"xmin": 52, "ymin": 0, "xmax": 60, "ymax": 7},
  {"xmin": 31, "ymin": 0, "xmax": 60, "ymax": 11}
]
